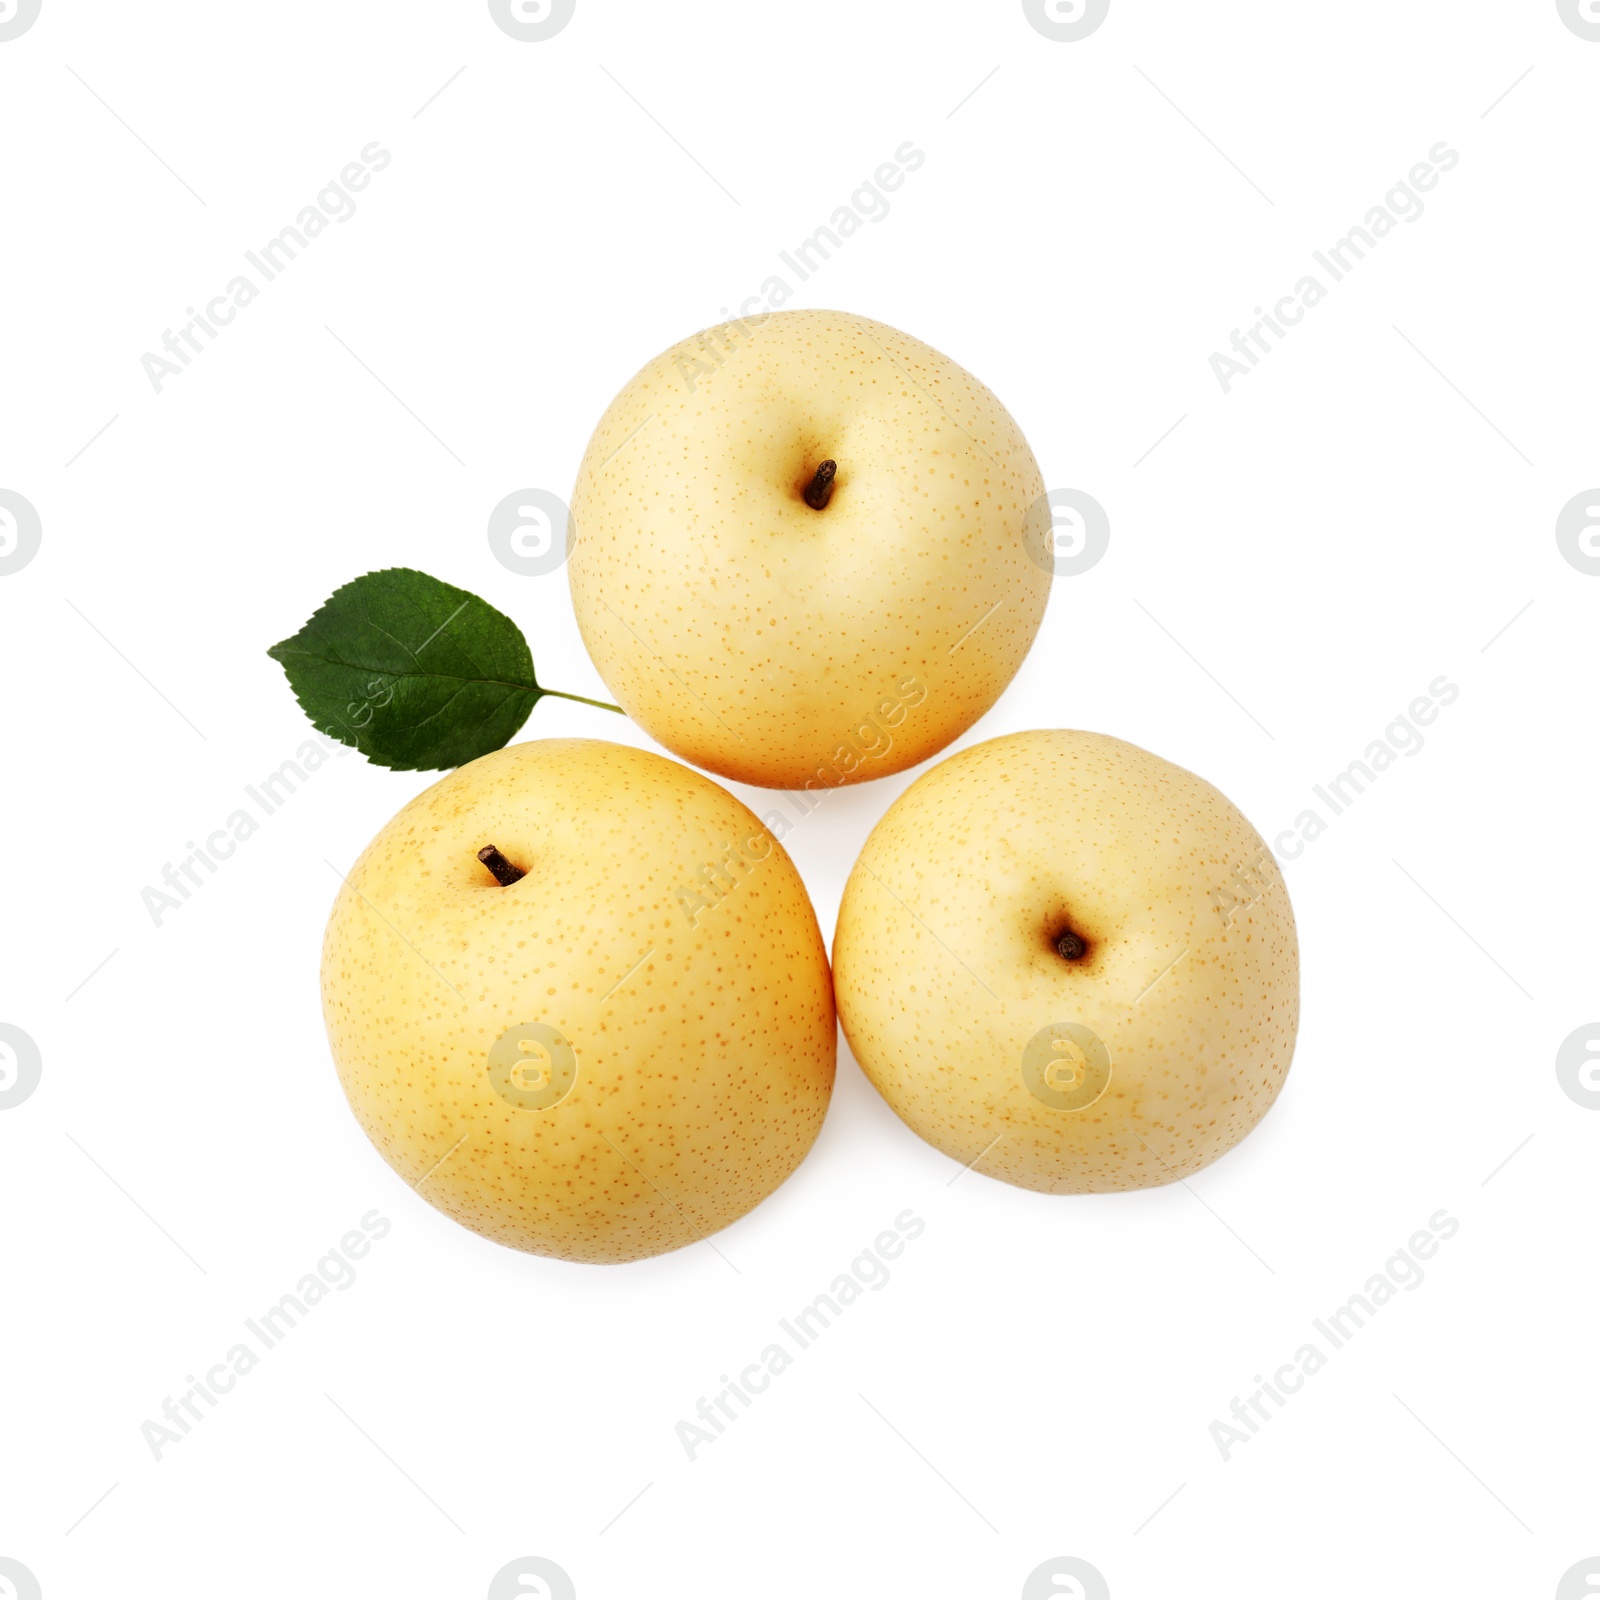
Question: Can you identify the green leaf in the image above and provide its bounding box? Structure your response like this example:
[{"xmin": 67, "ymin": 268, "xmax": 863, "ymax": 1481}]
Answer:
[{"xmin": 267, "ymin": 568, "xmax": 544, "ymax": 771}]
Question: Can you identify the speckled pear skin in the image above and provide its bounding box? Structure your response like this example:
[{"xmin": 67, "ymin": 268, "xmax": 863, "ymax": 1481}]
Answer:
[
  {"xmin": 567, "ymin": 308, "xmax": 1051, "ymax": 790},
  {"xmin": 832, "ymin": 730, "xmax": 1299, "ymax": 1194},
  {"xmin": 322, "ymin": 739, "xmax": 836, "ymax": 1263}
]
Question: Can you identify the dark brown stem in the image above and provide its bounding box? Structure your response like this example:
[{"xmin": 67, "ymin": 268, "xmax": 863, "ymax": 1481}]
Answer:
[
  {"xmin": 1055, "ymin": 931, "xmax": 1086, "ymax": 961},
  {"xmin": 804, "ymin": 460, "xmax": 837, "ymax": 510},
  {"xmin": 477, "ymin": 845, "xmax": 525, "ymax": 886}
]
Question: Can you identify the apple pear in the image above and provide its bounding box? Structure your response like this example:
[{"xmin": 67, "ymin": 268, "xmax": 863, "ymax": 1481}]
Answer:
[
  {"xmin": 832, "ymin": 730, "xmax": 1298, "ymax": 1193},
  {"xmin": 567, "ymin": 308, "xmax": 1051, "ymax": 789},
  {"xmin": 322, "ymin": 739, "xmax": 836, "ymax": 1263}
]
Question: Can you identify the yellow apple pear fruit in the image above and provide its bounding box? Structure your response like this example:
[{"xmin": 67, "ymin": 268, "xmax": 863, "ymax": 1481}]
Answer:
[
  {"xmin": 567, "ymin": 308, "xmax": 1051, "ymax": 789},
  {"xmin": 322, "ymin": 739, "xmax": 836, "ymax": 1263},
  {"xmin": 832, "ymin": 730, "xmax": 1298, "ymax": 1193}
]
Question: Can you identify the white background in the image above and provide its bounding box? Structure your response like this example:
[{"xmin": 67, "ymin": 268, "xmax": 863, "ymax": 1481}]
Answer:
[{"xmin": 2, "ymin": 2, "xmax": 1597, "ymax": 1597}]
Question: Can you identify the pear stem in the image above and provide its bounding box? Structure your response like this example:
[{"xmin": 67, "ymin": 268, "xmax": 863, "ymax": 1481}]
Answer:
[
  {"xmin": 804, "ymin": 460, "xmax": 837, "ymax": 510},
  {"xmin": 540, "ymin": 688, "xmax": 623, "ymax": 713},
  {"xmin": 478, "ymin": 845, "xmax": 525, "ymax": 886}
]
